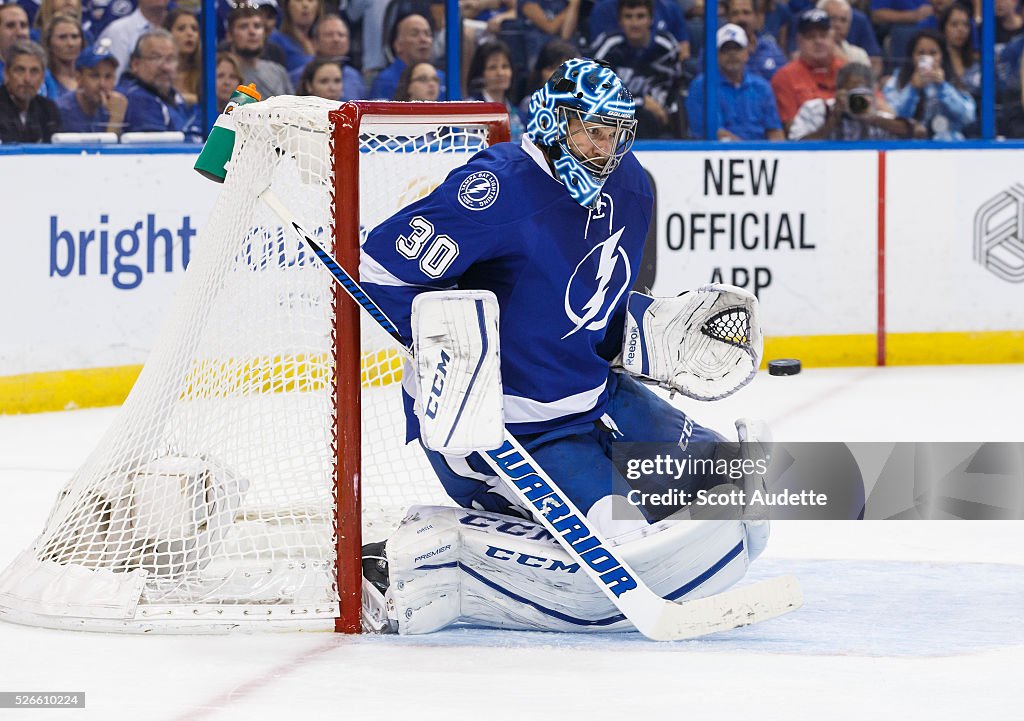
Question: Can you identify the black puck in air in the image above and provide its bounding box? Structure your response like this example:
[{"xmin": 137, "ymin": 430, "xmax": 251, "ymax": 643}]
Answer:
[{"xmin": 768, "ymin": 359, "xmax": 802, "ymax": 376}]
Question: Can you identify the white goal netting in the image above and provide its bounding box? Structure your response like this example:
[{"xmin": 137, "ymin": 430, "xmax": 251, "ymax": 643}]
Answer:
[{"xmin": 0, "ymin": 97, "xmax": 503, "ymax": 632}]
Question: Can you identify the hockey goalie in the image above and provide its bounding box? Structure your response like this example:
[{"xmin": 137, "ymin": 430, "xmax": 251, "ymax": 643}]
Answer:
[{"xmin": 355, "ymin": 58, "xmax": 778, "ymax": 635}]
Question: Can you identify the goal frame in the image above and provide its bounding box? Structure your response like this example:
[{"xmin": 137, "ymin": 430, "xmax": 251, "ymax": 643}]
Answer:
[
  {"xmin": 0, "ymin": 100, "xmax": 511, "ymax": 635},
  {"xmin": 331, "ymin": 101, "xmax": 510, "ymax": 632}
]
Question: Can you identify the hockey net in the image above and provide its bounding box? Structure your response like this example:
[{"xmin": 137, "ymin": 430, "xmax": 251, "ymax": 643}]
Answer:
[{"xmin": 0, "ymin": 97, "xmax": 510, "ymax": 633}]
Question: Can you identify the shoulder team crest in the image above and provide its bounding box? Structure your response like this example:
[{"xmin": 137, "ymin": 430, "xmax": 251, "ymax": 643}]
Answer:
[{"xmin": 458, "ymin": 171, "xmax": 501, "ymax": 211}]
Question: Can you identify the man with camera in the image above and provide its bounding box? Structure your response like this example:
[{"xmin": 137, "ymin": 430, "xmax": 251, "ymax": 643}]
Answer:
[{"xmin": 789, "ymin": 61, "xmax": 923, "ymax": 139}]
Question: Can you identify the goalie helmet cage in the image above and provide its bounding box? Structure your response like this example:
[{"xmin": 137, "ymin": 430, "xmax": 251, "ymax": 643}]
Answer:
[{"xmin": 0, "ymin": 98, "xmax": 511, "ymax": 634}]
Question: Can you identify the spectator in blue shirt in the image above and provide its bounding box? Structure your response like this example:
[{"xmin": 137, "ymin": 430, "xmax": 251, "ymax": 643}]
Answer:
[
  {"xmin": 519, "ymin": 0, "xmax": 582, "ymax": 68},
  {"xmin": 994, "ymin": 0, "xmax": 1024, "ymax": 45},
  {"xmin": 296, "ymin": 55, "xmax": 341, "ymax": 98},
  {"xmin": 369, "ymin": 13, "xmax": 444, "ymax": 100},
  {"xmin": 15, "ymin": 0, "xmax": 35, "ymax": 26},
  {"xmin": 997, "ymin": 33, "xmax": 1024, "ymax": 136},
  {"xmin": 763, "ymin": 0, "xmax": 792, "ymax": 49},
  {"xmin": 393, "ymin": 59, "xmax": 440, "ymax": 100},
  {"xmin": 288, "ymin": 13, "xmax": 364, "ymax": 101},
  {"xmin": 588, "ymin": 0, "xmax": 689, "ymax": 59},
  {"xmin": 882, "ymin": 29, "xmax": 976, "ymax": 139},
  {"xmin": 268, "ymin": 0, "xmax": 320, "ymax": 73},
  {"xmin": 214, "ymin": 51, "xmax": 242, "ymax": 112},
  {"xmin": 163, "ymin": 8, "xmax": 200, "ymax": 107},
  {"xmin": 914, "ymin": 0, "xmax": 953, "ymax": 31},
  {"xmin": 56, "ymin": 38, "xmax": 126, "ymax": 132},
  {"xmin": 726, "ymin": 0, "xmax": 787, "ymax": 81},
  {"xmin": 932, "ymin": 3, "xmax": 978, "ymax": 67},
  {"xmin": 40, "ymin": 13, "xmax": 83, "ymax": 100},
  {"xmin": 686, "ymin": 23, "xmax": 784, "ymax": 140},
  {"xmin": 31, "ymin": 0, "xmax": 95, "ymax": 47},
  {"xmin": 83, "ymin": 0, "xmax": 136, "ymax": 39},
  {"xmin": 116, "ymin": 27, "xmax": 200, "ymax": 138},
  {"xmin": 517, "ymin": 36, "xmax": 578, "ymax": 118},
  {"xmin": 870, "ymin": 0, "xmax": 933, "ymax": 68},
  {"xmin": 843, "ymin": 5, "xmax": 882, "ymax": 60},
  {"xmin": 466, "ymin": 40, "xmax": 525, "ymax": 141},
  {"xmin": 0, "ymin": 2, "xmax": 31, "ymax": 84},
  {"xmin": 941, "ymin": 3, "xmax": 978, "ymax": 99}
]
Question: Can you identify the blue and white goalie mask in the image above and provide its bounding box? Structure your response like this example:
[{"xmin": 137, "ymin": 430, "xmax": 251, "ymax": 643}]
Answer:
[{"xmin": 527, "ymin": 58, "xmax": 637, "ymax": 208}]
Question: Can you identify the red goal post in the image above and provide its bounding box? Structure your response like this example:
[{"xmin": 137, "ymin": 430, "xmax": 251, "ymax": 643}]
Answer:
[{"xmin": 332, "ymin": 101, "xmax": 511, "ymax": 632}]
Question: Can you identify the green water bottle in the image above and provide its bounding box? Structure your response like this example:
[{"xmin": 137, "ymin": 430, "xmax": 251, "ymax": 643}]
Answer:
[{"xmin": 194, "ymin": 83, "xmax": 262, "ymax": 183}]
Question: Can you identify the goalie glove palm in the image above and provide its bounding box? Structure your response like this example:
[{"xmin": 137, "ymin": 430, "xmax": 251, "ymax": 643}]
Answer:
[{"xmin": 621, "ymin": 285, "xmax": 763, "ymax": 401}]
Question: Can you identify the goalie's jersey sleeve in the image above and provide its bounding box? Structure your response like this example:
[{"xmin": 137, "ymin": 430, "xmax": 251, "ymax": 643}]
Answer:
[{"xmin": 360, "ymin": 140, "xmax": 654, "ymax": 438}]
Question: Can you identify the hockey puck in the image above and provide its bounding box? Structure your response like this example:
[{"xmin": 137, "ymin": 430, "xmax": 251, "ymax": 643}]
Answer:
[{"xmin": 768, "ymin": 359, "xmax": 802, "ymax": 376}]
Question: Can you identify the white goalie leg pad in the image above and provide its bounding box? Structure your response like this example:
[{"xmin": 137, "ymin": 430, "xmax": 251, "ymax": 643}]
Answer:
[
  {"xmin": 385, "ymin": 505, "xmax": 756, "ymax": 634},
  {"xmin": 411, "ymin": 290, "xmax": 504, "ymax": 455},
  {"xmin": 620, "ymin": 285, "xmax": 763, "ymax": 401}
]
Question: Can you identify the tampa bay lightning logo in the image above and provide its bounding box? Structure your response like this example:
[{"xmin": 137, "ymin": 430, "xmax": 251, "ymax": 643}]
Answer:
[
  {"xmin": 562, "ymin": 227, "xmax": 632, "ymax": 339},
  {"xmin": 457, "ymin": 171, "xmax": 500, "ymax": 211}
]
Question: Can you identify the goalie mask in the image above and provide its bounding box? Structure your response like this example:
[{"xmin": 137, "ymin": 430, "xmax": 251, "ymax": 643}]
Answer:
[{"xmin": 527, "ymin": 58, "xmax": 637, "ymax": 209}]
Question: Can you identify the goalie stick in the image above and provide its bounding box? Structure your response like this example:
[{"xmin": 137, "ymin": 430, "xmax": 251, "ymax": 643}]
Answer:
[{"xmin": 259, "ymin": 189, "xmax": 803, "ymax": 640}]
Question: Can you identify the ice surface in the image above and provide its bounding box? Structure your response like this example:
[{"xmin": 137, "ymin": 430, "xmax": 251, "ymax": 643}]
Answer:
[{"xmin": 1, "ymin": 364, "xmax": 1022, "ymax": 721}]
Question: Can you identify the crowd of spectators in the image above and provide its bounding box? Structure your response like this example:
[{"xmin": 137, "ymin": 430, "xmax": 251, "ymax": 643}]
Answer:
[{"xmin": 1, "ymin": 0, "xmax": 1023, "ymax": 143}]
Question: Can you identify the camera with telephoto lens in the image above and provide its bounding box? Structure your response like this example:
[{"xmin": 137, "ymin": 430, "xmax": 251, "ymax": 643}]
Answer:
[{"xmin": 847, "ymin": 88, "xmax": 873, "ymax": 115}]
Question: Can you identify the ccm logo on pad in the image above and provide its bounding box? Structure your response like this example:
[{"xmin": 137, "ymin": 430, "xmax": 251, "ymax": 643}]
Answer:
[{"xmin": 424, "ymin": 349, "xmax": 451, "ymax": 420}]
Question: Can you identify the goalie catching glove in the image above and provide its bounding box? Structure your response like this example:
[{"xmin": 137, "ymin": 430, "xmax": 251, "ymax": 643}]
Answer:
[{"xmin": 620, "ymin": 284, "xmax": 763, "ymax": 401}]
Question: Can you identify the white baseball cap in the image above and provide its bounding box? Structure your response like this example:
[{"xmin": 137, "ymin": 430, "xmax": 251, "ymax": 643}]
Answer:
[{"xmin": 716, "ymin": 24, "xmax": 748, "ymax": 49}]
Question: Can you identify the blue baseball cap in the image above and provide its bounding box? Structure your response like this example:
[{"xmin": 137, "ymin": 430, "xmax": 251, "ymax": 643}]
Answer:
[
  {"xmin": 76, "ymin": 39, "xmax": 118, "ymax": 70},
  {"xmin": 797, "ymin": 8, "xmax": 831, "ymax": 34}
]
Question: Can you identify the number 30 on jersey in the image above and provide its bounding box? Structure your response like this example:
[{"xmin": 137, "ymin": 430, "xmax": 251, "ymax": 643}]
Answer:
[{"xmin": 396, "ymin": 216, "xmax": 460, "ymax": 279}]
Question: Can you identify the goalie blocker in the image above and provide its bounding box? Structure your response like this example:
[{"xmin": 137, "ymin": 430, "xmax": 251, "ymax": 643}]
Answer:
[{"xmin": 411, "ymin": 291, "xmax": 504, "ymax": 455}]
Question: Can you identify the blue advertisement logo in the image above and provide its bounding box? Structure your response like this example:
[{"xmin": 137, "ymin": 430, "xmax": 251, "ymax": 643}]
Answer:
[{"xmin": 49, "ymin": 214, "xmax": 197, "ymax": 290}]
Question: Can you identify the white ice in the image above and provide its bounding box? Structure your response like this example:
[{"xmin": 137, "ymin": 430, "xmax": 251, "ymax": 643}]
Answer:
[{"xmin": 1, "ymin": 364, "xmax": 1022, "ymax": 721}]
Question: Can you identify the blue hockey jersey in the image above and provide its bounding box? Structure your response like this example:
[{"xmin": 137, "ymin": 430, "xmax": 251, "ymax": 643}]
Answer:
[{"xmin": 361, "ymin": 137, "xmax": 654, "ymax": 440}]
